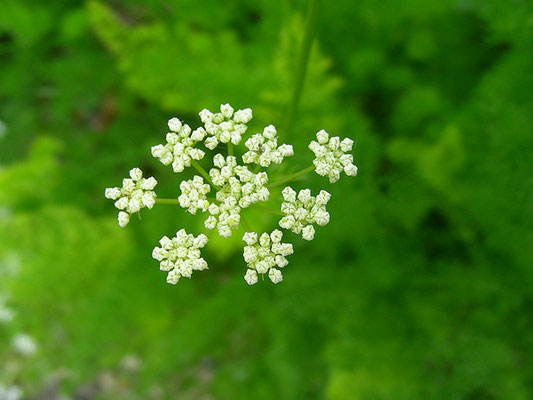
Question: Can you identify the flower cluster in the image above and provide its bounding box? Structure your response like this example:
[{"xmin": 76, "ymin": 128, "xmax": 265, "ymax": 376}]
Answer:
[
  {"xmin": 309, "ymin": 129, "xmax": 357, "ymax": 183},
  {"xmin": 105, "ymin": 168, "xmax": 157, "ymax": 227},
  {"xmin": 178, "ymin": 176, "xmax": 210, "ymax": 214},
  {"xmin": 105, "ymin": 103, "xmax": 358, "ymax": 286},
  {"xmin": 200, "ymin": 104, "xmax": 253, "ymax": 149},
  {"xmin": 279, "ymin": 187, "xmax": 331, "ymax": 241},
  {"xmin": 152, "ymin": 229, "xmax": 209, "ymax": 284},
  {"xmin": 151, "ymin": 118, "xmax": 206, "ymax": 173},
  {"xmin": 205, "ymin": 155, "xmax": 269, "ymax": 237},
  {"xmin": 242, "ymin": 230, "xmax": 294, "ymax": 285},
  {"xmin": 242, "ymin": 125, "xmax": 294, "ymax": 167}
]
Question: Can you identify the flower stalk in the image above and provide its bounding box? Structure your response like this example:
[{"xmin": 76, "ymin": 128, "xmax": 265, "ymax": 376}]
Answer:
[
  {"xmin": 156, "ymin": 198, "xmax": 179, "ymax": 205},
  {"xmin": 191, "ymin": 159, "xmax": 217, "ymax": 188},
  {"xmin": 267, "ymin": 165, "xmax": 315, "ymax": 188},
  {"xmin": 280, "ymin": 0, "xmax": 320, "ymax": 142},
  {"xmin": 250, "ymin": 204, "xmax": 285, "ymax": 216}
]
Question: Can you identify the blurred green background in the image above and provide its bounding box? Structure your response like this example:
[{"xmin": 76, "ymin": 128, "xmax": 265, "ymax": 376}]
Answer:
[{"xmin": 1, "ymin": 0, "xmax": 532, "ymax": 399}]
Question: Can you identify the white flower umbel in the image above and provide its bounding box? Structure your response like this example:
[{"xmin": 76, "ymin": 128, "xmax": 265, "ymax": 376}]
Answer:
[
  {"xmin": 309, "ymin": 129, "xmax": 357, "ymax": 183},
  {"xmin": 152, "ymin": 229, "xmax": 209, "ymax": 284},
  {"xmin": 279, "ymin": 187, "xmax": 331, "ymax": 241},
  {"xmin": 242, "ymin": 124, "xmax": 294, "ymax": 167},
  {"xmin": 178, "ymin": 175, "xmax": 211, "ymax": 214},
  {"xmin": 200, "ymin": 103, "xmax": 252, "ymax": 149},
  {"xmin": 12, "ymin": 333, "xmax": 37, "ymax": 356},
  {"xmin": 103, "ymin": 106, "xmax": 359, "ymax": 288},
  {"xmin": 205, "ymin": 155, "xmax": 269, "ymax": 237},
  {"xmin": 242, "ymin": 230, "xmax": 294, "ymax": 285},
  {"xmin": 152, "ymin": 117, "xmax": 206, "ymax": 173},
  {"xmin": 105, "ymin": 168, "xmax": 157, "ymax": 227}
]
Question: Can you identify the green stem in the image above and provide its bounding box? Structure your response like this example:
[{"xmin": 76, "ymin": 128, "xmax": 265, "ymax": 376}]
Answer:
[
  {"xmin": 250, "ymin": 204, "xmax": 285, "ymax": 216},
  {"xmin": 228, "ymin": 143, "xmax": 234, "ymax": 156},
  {"xmin": 191, "ymin": 159, "xmax": 217, "ymax": 188},
  {"xmin": 156, "ymin": 198, "xmax": 179, "ymax": 205},
  {"xmin": 280, "ymin": 0, "xmax": 319, "ymax": 142},
  {"xmin": 267, "ymin": 165, "xmax": 315, "ymax": 188}
]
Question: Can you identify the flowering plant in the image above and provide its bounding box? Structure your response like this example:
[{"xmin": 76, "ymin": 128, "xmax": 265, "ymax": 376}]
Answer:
[{"xmin": 105, "ymin": 104, "xmax": 357, "ymax": 285}]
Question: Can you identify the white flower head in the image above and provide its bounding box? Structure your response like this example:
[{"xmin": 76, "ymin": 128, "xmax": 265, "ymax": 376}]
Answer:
[
  {"xmin": 309, "ymin": 130, "xmax": 357, "ymax": 183},
  {"xmin": 105, "ymin": 168, "xmax": 158, "ymax": 227},
  {"xmin": 178, "ymin": 175, "xmax": 211, "ymax": 214},
  {"xmin": 279, "ymin": 187, "xmax": 331, "ymax": 240},
  {"xmin": 152, "ymin": 229, "xmax": 209, "ymax": 284},
  {"xmin": 152, "ymin": 118, "xmax": 206, "ymax": 173},
  {"xmin": 200, "ymin": 104, "xmax": 252, "ymax": 149},
  {"xmin": 12, "ymin": 333, "xmax": 37, "ymax": 356},
  {"xmin": 205, "ymin": 155, "xmax": 269, "ymax": 237},
  {"xmin": 242, "ymin": 229, "xmax": 293, "ymax": 285},
  {"xmin": 242, "ymin": 124, "xmax": 294, "ymax": 167}
]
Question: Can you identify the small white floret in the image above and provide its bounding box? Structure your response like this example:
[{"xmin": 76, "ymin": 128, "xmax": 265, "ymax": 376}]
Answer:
[
  {"xmin": 129, "ymin": 168, "xmax": 143, "ymax": 182},
  {"xmin": 268, "ymin": 268, "xmax": 283, "ymax": 284},
  {"xmin": 118, "ymin": 211, "xmax": 130, "ymax": 227},
  {"xmin": 302, "ymin": 225, "xmax": 315, "ymax": 241},
  {"xmin": 244, "ymin": 269, "xmax": 258, "ymax": 285},
  {"xmin": 168, "ymin": 117, "xmax": 182, "ymax": 132},
  {"xmin": 105, "ymin": 187, "xmax": 121, "ymax": 200}
]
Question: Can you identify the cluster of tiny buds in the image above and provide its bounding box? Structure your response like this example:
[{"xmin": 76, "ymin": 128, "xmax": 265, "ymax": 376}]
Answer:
[
  {"xmin": 200, "ymin": 104, "xmax": 253, "ymax": 149},
  {"xmin": 105, "ymin": 168, "xmax": 157, "ymax": 227},
  {"xmin": 205, "ymin": 155, "xmax": 269, "ymax": 237},
  {"xmin": 151, "ymin": 118, "xmax": 206, "ymax": 173},
  {"xmin": 242, "ymin": 125, "xmax": 294, "ymax": 167},
  {"xmin": 179, "ymin": 176, "xmax": 210, "ymax": 214},
  {"xmin": 152, "ymin": 229, "xmax": 209, "ymax": 284},
  {"xmin": 242, "ymin": 230, "xmax": 294, "ymax": 285},
  {"xmin": 279, "ymin": 187, "xmax": 331, "ymax": 241},
  {"xmin": 309, "ymin": 129, "xmax": 357, "ymax": 183}
]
